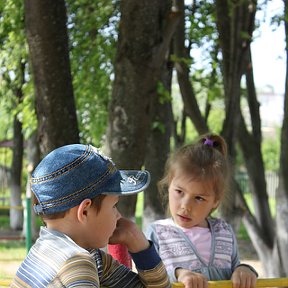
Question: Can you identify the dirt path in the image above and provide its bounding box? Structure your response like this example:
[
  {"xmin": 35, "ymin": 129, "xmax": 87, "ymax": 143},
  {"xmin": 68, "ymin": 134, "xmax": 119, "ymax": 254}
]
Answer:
[{"xmin": 238, "ymin": 238, "xmax": 264, "ymax": 277}]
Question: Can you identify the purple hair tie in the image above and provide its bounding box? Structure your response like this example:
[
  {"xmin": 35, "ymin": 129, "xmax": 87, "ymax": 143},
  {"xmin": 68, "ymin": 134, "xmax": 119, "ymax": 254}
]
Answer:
[{"xmin": 203, "ymin": 138, "xmax": 214, "ymax": 147}]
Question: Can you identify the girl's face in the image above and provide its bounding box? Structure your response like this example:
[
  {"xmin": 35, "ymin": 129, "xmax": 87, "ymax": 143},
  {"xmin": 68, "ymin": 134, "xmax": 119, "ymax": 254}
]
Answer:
[{"xmin": 168, "ymin": 170, "xmax": 219, "ymax": 229}]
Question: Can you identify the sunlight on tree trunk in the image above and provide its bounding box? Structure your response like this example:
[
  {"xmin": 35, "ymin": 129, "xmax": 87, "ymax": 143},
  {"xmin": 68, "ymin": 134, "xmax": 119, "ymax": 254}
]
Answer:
[
  {"xmin": 24, "ymin": 0, "xmax": 79, "ymax": 155},
  {"xmin": 105, "ymin": 0, "xmax": 179, "ymax": 218}
]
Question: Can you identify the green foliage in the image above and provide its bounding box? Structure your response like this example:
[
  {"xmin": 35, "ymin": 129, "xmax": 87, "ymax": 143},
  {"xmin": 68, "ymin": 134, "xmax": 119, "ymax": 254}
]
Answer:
[
  {"xmin": 240, "ymin": 31, "xmax": 252, "ymax": 41},
  {"xmin": 192, "ymin": 69, "xmax": 224, "ymax": 108},
  {"xmin": 17, "ymin": 82, "xmax": 37, "ymax": 139},
  {"xmin": 0, "ymin": 98, "xmax": 13, "ymax": 141},
  {"xmin": 207, "ymin": 105, "xmax": 225, "ymax": 133},
  {"xmin": 136, "ymin": 192, "xmax": 144, "ymax": 228},
  {"xmin": 170, "ymin": 54, "xmax": 193, "ymax": 66},
  {"xmin": 151, "ymin": 121, "xmax": 166, "ymax": 134},
  {"xmin": 187, "ymin": 0, "xmax": 217, "ymax": 48},
  {"xmin": 0, "ymin": 0, "xmax": 36, "ymax": 140},
  {"xmin": 67, "ymin": 0, "xmax": 118, "ymax": 146},
  {"xmin": 1, "ymin": 0, "xmax": 120, "ymax": 147},
  {"xmin": 187, "ymin": 0, "xmax": 220, "ymax": 79},
  {"xmin": 0, "ymin": 0, "xmax": 27, "ymax": 88},
  {"xmin": 237, "ymin": 222, "xmax": 250, "ymax": 241},
  {"xmin": 157, "ymin": 82, "xmax": 172, "ymax": 104},
  {"xmin": 235, "ymin": 134, "xmax": 280, "ymax": 173},
  {"xmin": 184, "ymin": 119, "xmax": 198, "ymax": 144}
]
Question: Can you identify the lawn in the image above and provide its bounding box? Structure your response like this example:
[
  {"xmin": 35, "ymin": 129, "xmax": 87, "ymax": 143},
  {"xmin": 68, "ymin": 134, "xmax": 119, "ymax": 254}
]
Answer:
[{"xmin": 0, "ymin": 240, "xmax": 26, "ymax": 280}]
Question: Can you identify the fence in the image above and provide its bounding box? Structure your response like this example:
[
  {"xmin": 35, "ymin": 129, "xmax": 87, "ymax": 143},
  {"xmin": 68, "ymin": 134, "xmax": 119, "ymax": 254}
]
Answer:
[{"xmin": 235, "ymin": 171, "xmax": 279, "ymax": 197}]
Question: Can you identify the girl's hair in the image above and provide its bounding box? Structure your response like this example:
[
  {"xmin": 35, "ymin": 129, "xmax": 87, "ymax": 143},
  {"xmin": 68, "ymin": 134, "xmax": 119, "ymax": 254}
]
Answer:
[{"xmin": 158, "ymin": 133, "xmax": 230, "ymax": 209}]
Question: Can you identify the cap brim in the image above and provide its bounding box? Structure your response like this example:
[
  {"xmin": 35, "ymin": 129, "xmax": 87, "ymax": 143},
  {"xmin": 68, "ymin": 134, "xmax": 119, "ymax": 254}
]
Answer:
[{"xmin": 102, "ymin": 170, "xmax": 150, "ymax": 195}]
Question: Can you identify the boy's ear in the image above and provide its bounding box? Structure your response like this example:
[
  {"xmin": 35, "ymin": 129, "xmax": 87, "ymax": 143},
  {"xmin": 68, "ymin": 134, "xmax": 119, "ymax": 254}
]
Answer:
[{"xmin": 77, "ymin": 199, "xmax": 92, "ymax": 223}]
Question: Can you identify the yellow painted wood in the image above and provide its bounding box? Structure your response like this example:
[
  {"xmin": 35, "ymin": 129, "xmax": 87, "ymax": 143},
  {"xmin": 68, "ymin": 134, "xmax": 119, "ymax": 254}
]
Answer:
[
  {"xmin": 0, "ymin": 205, "xmax": 23, "ymax": 210},
  {"xmin": 0, "ymin": 279, "xmax": 12, "ymax": 287},
  {"xmin": 172, "ymin": 278, "xmax": 288, "ymax": 288},
  {"xmin": 2, "ymin": 277, "xmax": 288, "ymax": 287}
]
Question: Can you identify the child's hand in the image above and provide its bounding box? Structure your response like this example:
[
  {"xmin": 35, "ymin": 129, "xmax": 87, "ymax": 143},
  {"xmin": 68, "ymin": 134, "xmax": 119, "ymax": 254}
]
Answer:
[
  {"xmin": 176, "ymin": 268, "xmax": 208, "ymax": 288},
  {"xmin": 231, "ymin": 266, "xmax": 257, "ymax": 288},
  {"xmin": 109, "ymin": 217, "xmax": 150, "ymax": 253}
]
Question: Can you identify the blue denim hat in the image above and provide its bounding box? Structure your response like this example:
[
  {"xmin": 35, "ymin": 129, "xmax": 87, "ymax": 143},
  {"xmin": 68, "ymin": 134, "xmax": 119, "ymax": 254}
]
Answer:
[{"xmin": 31, "ymin": 144, "xmax": 150, "ymax": 215}]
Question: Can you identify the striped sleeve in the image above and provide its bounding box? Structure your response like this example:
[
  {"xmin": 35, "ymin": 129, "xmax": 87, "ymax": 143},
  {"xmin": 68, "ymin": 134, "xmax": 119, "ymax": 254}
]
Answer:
[
  {"xmin": 98, "ymin": 249, "xmax": 170, "ymax": 288},
  {"xmin": 137, "ymin": 261, "xmax": 171, "ymax": 288},
  {"xmin": 50, "ymin": 253, "xmax": 99, "ymax": 287},
  {"xmin": 10, "ymin": 277, "xmax": 31, "ymax": 288}
]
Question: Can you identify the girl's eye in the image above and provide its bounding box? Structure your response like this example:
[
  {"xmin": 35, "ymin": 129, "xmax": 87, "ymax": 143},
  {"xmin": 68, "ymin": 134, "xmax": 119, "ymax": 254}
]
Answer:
[
  {"xmin": 175, "ymin": 189, "xmax": 182, "ymax": 195},
  {"xmin": 195, "ymin": 196, "xmax": 205, "ymax": 202}
]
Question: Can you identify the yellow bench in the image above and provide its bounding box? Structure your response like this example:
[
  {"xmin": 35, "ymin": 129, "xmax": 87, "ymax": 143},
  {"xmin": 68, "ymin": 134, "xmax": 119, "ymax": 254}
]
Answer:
[
  {"xmin": 0, "ymin": 279, "xmax": 11, "ymax": 287},
  {"xmin": 1, "ymin": 277, "xmax": 287, "ymax": 287},
  {"xmin": 172, "ymin": 278, "xmax": 288, "ymax": 288}
]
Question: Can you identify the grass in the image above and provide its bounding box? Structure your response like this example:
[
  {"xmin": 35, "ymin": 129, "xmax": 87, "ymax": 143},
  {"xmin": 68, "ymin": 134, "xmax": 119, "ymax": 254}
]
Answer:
[
  {"xmin": 0, "ymin": 240, "xmax": 26, "ymax": 280},
  {"xmin": 0, "ymin": 214, "xmax": 10, "ymax": 229},
  {"xmin": 0, "ymin": 240, "xmax": 26, "ymax": 260}
]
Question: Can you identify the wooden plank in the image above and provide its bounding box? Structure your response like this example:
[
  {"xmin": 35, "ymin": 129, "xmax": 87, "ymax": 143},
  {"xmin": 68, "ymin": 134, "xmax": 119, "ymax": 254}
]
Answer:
[
  {"xmin": 0, "ymin": 279, "xmax": 12, "ymax": 287},
  {"xmin": 172, "ymin": 278, "xmax": 288, "ymax": 288}
]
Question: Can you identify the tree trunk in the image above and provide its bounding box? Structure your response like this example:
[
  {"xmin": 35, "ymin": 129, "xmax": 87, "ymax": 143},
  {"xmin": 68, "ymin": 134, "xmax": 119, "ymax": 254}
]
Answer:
[
  {"xmin": 143, "ymin": 53, "xmax": 174, "ymax": 230},
  {"xmin": 215, "ymin": 0, "xmax": 255, "ymax": 149},
  {"xmin": 239, "ymin": 48, "xmax": 274, "ymax": 244},
  {"xmin": 236, "ymin": 41, "xmax": 286, "ymax": 277},
  {"xmin": 24, "ymin": 0, "xmax": 79, "ymax": 155},
  {"xmin": 214, "ymin": 0, "xmax": 256, "ymax": 226},
  {"xmin": 22, "ymin": 132, "xmax": 41, "ymax": 239},
  {"xmin": 173, "ymin": 0, "xmax": 209, "ymax": 135},
  {"xmin": 9, "ymin": 62, "xmax": 25, "ymax": 230},
  {"xmin": 10, "ymin": 114, "xmax": 24, "ymax": 230},
  {"xmin": 105, "ymin": 0, "xmax": 179, "ymax": 218},
  {"xmin": 275, "ymin": 0, "xmax": 288, "ymax": 275}
]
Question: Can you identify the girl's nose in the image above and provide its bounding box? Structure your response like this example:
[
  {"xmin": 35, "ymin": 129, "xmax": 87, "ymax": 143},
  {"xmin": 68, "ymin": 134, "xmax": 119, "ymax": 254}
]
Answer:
[
  {"xmin": 181, "ymin": 199, "xmax": 192, "ymax": 211},
  {"xmin": 181, "ymin": 205, "xmax": 191, "ymax": 212}
]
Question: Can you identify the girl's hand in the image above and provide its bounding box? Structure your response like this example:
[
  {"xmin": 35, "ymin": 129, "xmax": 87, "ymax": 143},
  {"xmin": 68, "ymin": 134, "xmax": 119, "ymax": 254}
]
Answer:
[
  {"xmin": 109, "ymin": 217, "xmax": 150, "ymax": 253},
  {"xmin": 231, "ymin": 266, "xmax": 257, "ymax": 288},
  {"xmin": 176, "ymin": 268, "xmax": 208, "ymax": 288}
]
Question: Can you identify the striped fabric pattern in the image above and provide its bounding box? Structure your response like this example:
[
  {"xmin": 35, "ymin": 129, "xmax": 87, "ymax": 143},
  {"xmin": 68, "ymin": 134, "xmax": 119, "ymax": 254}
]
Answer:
[
  {"xmin": 11, "ymin": 227, "xmax": 170, "ymax": 288},
  {"xmin": 146, "ymin": 217, "xmax": 241, "ymax": 283}
]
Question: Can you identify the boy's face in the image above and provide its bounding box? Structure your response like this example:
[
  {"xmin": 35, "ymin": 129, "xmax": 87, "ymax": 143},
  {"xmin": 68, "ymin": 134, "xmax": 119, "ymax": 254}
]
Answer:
[{"xmin": 86, "ymin": 195, "xmax": 121, "ymax": 248}]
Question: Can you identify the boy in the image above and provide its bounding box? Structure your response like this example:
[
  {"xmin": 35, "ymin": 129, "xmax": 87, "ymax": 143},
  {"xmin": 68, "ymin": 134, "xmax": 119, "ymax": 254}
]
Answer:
[{"xmin": 11, "ymin": 144, "xmax": 170, "ymax": 288}]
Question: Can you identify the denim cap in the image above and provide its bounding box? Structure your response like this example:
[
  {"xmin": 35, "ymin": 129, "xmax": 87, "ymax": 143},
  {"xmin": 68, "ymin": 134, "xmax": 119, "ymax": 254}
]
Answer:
[{"xmin": 31, "ymin": 144, "xmax": 150, "ymax": 215}]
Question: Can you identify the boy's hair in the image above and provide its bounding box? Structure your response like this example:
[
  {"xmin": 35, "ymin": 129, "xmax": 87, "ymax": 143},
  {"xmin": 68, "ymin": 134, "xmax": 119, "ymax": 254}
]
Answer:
[
  {"xmin": 34, "ymin": 194, "xmax": 107, "ymax": 222},
  {"xmin": 158, "ymin": 133, "xmax": 230, "ymax": 210}
]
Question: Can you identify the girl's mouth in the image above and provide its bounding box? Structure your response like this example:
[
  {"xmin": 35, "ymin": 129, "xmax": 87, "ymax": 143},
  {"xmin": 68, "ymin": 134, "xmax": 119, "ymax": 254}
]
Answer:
[{"xmin": 178, "ymin": 214, "xmax": 191, "ymax": 222}]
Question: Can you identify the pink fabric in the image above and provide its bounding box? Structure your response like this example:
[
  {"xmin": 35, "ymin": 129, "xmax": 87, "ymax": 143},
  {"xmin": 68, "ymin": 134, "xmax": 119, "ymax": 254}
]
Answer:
[
  {"xmin": 108, "ymin": 244, "xmax": 132, "ymax": 268},
  {"xmin": 182, "ymin": 226, "xmax": 211, "ymax": 264}
]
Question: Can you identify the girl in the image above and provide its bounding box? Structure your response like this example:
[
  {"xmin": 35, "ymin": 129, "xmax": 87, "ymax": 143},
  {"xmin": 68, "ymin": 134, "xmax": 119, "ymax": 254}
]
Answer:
[{"xmin": 146, "ymin": 134, "xmax": 258, "ymax": 288}]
